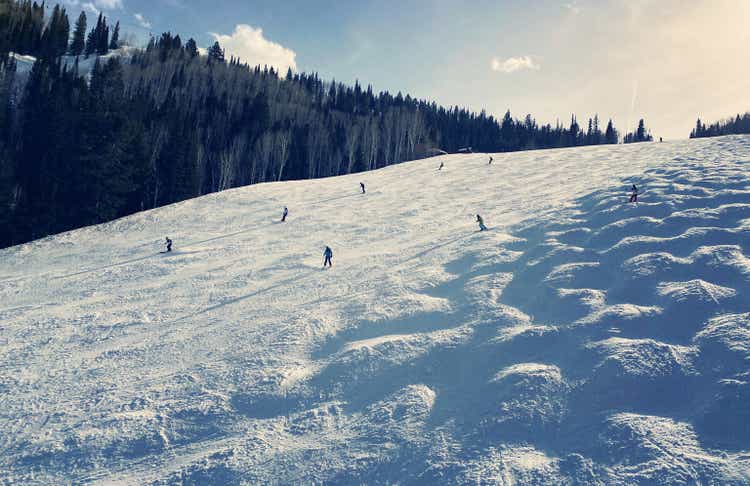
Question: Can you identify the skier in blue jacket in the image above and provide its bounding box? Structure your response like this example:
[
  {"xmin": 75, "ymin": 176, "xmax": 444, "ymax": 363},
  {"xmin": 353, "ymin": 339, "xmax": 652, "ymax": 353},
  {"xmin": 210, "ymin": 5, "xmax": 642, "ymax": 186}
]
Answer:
[{"xmin": 323, "ymin": 246, "xmax": 333, "ymax": 267}]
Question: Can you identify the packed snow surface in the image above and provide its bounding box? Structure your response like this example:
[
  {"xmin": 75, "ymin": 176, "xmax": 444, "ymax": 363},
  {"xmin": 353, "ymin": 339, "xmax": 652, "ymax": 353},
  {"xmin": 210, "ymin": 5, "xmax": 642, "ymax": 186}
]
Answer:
[{"xmin": 2, "ymin": 136, "xmax": 750, "ymax": 484}]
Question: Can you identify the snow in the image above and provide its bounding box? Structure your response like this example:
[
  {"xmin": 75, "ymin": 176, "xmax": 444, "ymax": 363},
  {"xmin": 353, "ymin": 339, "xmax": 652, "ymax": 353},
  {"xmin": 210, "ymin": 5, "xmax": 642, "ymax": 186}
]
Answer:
[
  {"xmin": 2, "ymin": 135, "xmax": 750, "ymax": 483},
  {"xmin": 9, "ymin": 47, "xmax": 136, "ymax": 81}
]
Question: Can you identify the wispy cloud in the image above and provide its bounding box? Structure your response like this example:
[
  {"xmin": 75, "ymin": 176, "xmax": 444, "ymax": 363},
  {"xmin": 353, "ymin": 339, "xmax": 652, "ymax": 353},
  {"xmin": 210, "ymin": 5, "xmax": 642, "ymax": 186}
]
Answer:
[
  {"xmin": 81, "ymin": 2, "xmax": 99, "ymax": 14},
  {"xmin": 134, "ymin": 13, "xmax": 152, "ymax": 29},
  {"xmin": 491, "ymin": 56, "xmax": 540, "ymax": 73},
  {"xmin": 95, "ymin": 0, "xmax": 123, "ymax": 9},
  {"xmin": 70, "ymin": 0, "xmax": 123, "ymax": 13},
  {"xmin": 211, "ymin": 24, "xmax": 297, "ymax": 74}
]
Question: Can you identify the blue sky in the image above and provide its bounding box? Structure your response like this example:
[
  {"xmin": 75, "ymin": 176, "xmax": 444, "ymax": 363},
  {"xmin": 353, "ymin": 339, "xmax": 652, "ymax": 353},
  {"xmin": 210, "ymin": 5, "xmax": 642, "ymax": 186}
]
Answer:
[{"xmin": 63, "ymin": 0, "xmax": 750, "ymax": 139}]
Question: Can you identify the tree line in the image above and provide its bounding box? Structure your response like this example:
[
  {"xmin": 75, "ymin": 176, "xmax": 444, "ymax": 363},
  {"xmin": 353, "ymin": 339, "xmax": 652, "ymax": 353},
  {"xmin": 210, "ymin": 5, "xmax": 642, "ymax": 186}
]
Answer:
[
  {"xmin": 0, "ymin": 0, "xmax": 121, "ymax": 62},
  {"xmin": 691, "ymin": 113, "xmax": 750, "ymax": 139},
  {"xmin": 1, "ymin": 0, "xmax": 632, "ymax": 248}
]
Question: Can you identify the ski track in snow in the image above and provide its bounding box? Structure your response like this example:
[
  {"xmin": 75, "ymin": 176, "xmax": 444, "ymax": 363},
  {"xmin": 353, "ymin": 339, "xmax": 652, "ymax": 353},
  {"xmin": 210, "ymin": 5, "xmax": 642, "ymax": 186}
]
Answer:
[{"xmin": 2, "ymin": 136, "xmax": 750, "ymax": 484}]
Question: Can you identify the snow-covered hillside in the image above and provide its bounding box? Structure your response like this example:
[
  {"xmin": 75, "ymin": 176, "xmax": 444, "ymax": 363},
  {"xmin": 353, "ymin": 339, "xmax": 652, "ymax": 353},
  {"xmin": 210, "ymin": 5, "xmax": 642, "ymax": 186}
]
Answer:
[
  {"xmin": 10, "ymin": 46, "xmax": 136, "ymax": 79},
  {"xmin": 2, "ymin": 136, "xmax": 750, "ymax": 484}
]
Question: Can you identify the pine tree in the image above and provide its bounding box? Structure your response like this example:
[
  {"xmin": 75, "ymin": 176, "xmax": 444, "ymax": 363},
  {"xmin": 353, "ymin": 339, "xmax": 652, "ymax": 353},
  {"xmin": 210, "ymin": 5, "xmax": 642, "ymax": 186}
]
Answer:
[
  {"xmin": 636, "ymin": 119, "xmax": 646, "ymax": 141},
  {"xmin": 592, "ymin": 114, "xmax": 601, "ymax": 144},
  {"xmin": 184, "ymin": 38, "xmax": 198, "ymax": 58},
  {"xmin": 69, "ymin": 11, "xmax": 86, "ymax": 55},
  {"xmin": 207, "ymin": 41, "xmax": 224, "ymax": 63},
  {"xmin": 97, "ymin": 17, "xmax": 109, "ymax": 55},
  {"xmin": 604, "ymin": 119, "xmax": 618, "ymax": 144},
  {"xmin": 691, "ymin": 118, "xmax": 704, "ymax": 138},
  {"xmin": 568, "ymin": 115, "xmax": 580, "ymax": 146},
  {"xmin": 38, "ymin": 5, "xmax": 70, "ymax": 60},
  {"xmin": 84, "ymin": 13, "xmax": 103, "ymax": 57},
  {"xmin": 109, "ymin": 21, "xmax": 120, "ymax": 50}
]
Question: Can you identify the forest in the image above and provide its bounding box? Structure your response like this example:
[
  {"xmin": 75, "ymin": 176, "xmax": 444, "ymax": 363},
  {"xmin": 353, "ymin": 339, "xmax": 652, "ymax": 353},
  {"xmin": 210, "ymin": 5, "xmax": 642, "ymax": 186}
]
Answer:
[
  {"xmin": 691, "ymin": 113, "xmax": 750, "ymax": 139},
  {"xmin": 1, "ymin": 0, "xmax": 630, "ymax": 248}
]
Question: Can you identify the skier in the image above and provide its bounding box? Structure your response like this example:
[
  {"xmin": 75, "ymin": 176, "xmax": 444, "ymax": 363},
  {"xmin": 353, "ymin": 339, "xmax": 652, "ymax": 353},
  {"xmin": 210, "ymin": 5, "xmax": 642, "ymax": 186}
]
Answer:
[
  {"xmin": 489, "ymin": 156, "xmax": 493, "ymax": 165},
  {"xmin": 165, "ymin": 237, "xmax": 173, "ymax": 252},
  {"xmin": 360, "ymin": 182, "xmax": 366, "ymax": 194},
  {"xmin": 323, "ymin": 246, "xmax": 333, "ymax": 268},
  {"xmin": 438, "ymin": 162, "xmax": 444, "ymax": 171},
  {"xmin": 281, "ymin": 206, "xmax": 289, "ymax": 222},
  {"xmin": 659, "ymin": 137, "xmax": 663, "ymax": 143},
  {"xmin": 476, "ymin": 214, "xmax": 487, "ymax": 231},
  {"xmin": 629, "ymin": 184, "xmax": 638, "ymax": 203}
]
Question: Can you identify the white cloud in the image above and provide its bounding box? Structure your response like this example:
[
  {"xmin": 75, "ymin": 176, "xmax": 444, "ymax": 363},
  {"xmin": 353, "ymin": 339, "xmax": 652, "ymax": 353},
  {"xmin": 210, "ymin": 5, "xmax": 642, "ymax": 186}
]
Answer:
[
  {"xmin": 134, "ymin": 13, "xmax": 152, "ymax": 29},
  {"xmin": 491, "ymin": 56, "xmax": 540, "ymax": 73},
  {"xmin": 82, "ymin": 2, "xmax": 99, "ymax": 14},
  {"xmin": 77, "ymin": 0, "xmax": 121, "ymax": 14},
  {"xmin": 95, "ymin": 0, "xmax": 123, "ymax": 9},
  {"xmin": 211, "ymin": 24, "xmax": 297, "ymax": 74}
]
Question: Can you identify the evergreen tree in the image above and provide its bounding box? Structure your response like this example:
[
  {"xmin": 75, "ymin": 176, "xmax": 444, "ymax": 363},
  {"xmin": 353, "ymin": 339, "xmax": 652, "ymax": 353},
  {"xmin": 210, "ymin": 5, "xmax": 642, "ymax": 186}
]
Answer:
[
  {"xmin": 109, "ymin": 21, "xmax": 119, "ymax": 50},
  {"xmin": 97, "ymin": 16, "xmax": 109, "ymax": 55},
  {"xmin": 39, "ymin": 5, "xmax": 69, "ymax": 59},
  {"xmin": 84, "ymin": 13, "xmax": 102, "ymax": 57},
  {"xmin": 568, "ymin": 115, "xmax": 580, "ymax": 146},
  {"xmin": 604, "ymin": 119, "xmax": 618, "ymax": 144},
  {"xmin": 207, "ymin": 41, "xmax": 224, "ymax": 63},
  {"xmin": 592, "ymin": 114, "xmax": 601, "ymax": 144},
  {"xmin": 69, "ymin": 11, "xmax": 86, "ymax": 55},
  {"xmin": 184, "ymin": 38, "xmax": 198, "ymax": 58},
  {"xmin": 636, "ymin": 119, "xmax": 646, "ymax": 141}
]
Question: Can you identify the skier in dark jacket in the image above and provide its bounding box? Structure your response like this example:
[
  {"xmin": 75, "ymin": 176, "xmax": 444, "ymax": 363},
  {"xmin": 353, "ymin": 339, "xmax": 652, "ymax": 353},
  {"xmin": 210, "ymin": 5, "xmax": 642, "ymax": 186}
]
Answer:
[
  {"xmin": 438, "ymin": 162, "xmax": 444, "ymax": 171},
  {"xmin": 323, "ymin": 246, "xmax": 333, "ymax": 267},
  {"xmin": 489, "ymin": 156, "xmax": 493, "ymax": 165},
  {"xmin": 281, "ymin": 206, "xmax": 289, "ymax": 222},
  {"xmin": 165, "ymin": 237, "xmax": 173, "ymax": 252},
  {"xmin": 476, "ymin": 214, "xmax": 487, "ymax": 231},
  {"xmin": 360, "ymin": 182, "xmax": 366, "ymax": 194},
  {"xmin": 629, "ymin": 184, "xmax": 638, "ymax": 203}
]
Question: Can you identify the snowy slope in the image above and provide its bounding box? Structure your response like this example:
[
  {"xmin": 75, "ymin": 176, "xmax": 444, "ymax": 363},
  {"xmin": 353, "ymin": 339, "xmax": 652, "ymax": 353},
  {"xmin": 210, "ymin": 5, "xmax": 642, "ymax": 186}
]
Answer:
[
  {"xmin": 9, "ymin": 47, "xmax": 137, "ymax": 80},
  {"xmin": 2, "ymin": 136, "xmax": 750, "ymax": 484}
]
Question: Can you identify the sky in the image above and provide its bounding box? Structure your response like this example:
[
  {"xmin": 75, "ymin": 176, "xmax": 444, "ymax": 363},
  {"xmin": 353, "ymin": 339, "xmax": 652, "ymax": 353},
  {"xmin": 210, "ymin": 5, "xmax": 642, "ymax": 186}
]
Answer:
[{"xmin": 62, "ymin": 0, "xmax": 750, "ymax": 139}]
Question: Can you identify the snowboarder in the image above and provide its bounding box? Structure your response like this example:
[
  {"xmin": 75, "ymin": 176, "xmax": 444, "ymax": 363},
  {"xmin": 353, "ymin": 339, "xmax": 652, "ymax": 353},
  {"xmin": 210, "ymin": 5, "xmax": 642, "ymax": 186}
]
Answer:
[
  {"xmin": 165, "ymin": 237, "xmax": 173, "ymax": 252},
  {"xmin": 323, "ymin": 246, "xmax": 333, "ymax": 268},
  {"xmin": 281, "ymin": 206, "xmax": 289, "ymax": 222},
  {"xmin": 659, "ymin": 137, "xmax": 663, "ymax": 143},
  {"xmin": 438, "ymin": 162, "xmax": 444, "ymax": 171},
  {"xmin": 476, "ymin": 214, "xmax": 487, "ymax": 231},
  {"xmin": 360, "ymin": 182, "xmax": 366, "ymax": 194},
  {"xmin": 629, "ymin": 184, "xmax": 638, "ymax": 203},
  {"xmin": 489, "ymin": 156, "xmax": 493, "ymax": 165}
]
